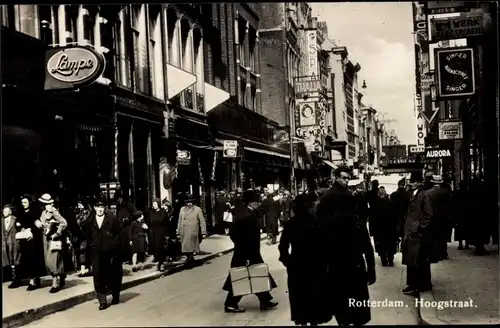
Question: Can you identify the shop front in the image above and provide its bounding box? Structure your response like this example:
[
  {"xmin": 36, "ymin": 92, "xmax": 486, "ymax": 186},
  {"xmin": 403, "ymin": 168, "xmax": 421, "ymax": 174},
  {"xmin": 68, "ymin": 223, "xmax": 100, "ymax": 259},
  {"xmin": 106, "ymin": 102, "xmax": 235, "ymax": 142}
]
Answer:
[
  {"xmin": 2, "ymin": 27, "xmax": 115, "ymax": 211},
  {"xmin": 209, "ymin": 101, "xmax": 292, "ymax": 193}
]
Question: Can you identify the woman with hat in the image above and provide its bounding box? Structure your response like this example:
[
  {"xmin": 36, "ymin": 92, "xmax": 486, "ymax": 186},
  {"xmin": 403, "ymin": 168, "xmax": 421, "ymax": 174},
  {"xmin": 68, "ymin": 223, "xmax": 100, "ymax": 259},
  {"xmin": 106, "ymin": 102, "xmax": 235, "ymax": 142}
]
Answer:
[
  {"xmin": 17, "ymin": 194, "xmax": 46, "ymax": 291},
  {"xmin": 148, "ymin": 198, "xmax": 169, "ymax": 271},
  {"xmin": 176, "ymin": 195, "xmax": 207, "ymax": 266},
  {"xmin": 38, "ymin": 193, "xmax": 68, "ymax": 293}
]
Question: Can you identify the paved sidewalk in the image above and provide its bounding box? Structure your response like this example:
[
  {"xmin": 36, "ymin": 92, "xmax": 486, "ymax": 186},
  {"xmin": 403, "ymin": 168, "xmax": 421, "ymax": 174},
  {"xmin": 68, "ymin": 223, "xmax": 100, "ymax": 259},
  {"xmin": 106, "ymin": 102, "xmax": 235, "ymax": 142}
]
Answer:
[
  {"xmin": 3, "ymin": 230, "xmax": 276, "ymax": 328},
  {"xmin": 419, "ymin": 242, "xmax": 500, "ymax": 325}
]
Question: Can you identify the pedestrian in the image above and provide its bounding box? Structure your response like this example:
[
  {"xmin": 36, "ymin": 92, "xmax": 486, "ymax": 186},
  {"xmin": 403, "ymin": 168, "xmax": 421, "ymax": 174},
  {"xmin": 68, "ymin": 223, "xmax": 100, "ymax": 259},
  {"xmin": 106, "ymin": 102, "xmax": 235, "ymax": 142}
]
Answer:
[
  {"xmin": 390, "ymin": 179, "xmax": 410, "ymax": 241},
  {"xmin": 38, "ymin": 193, "xmax": 68, "ymax": 293},
  {"xmin": 366, "ymin": 180, "xmax": 379, "ymax": 236},
  {"xmin": 223, "ymin": 202, "xmax": 234, "ymax": 235},
  {"xmin": 280, "ymin": 190, "xmax": 294, "ymax": 225},
  {"xmin": 129, "ymin": 211, "xmax": 148, "ymax": 272},
  {"xmin": 452, "ymin": 181, "xmax": 470, "ymax": 250},
  {"xmin": 315, "ymin": 167, "xmax": 376, "ymax": 326},
  {"xmin": 401, "ymin": 173, "xmax": 439, "ymax": 296},
  {"xmin": 279, "ymin": 193, "xmax": 332, "ymax": 326},
  {"xmin": 262, "ymin": 191, "xmax": 280, "ymax": 245},
  {"xmin": 148, "ymin": 198, "xmax": 169, "ymax": 271},
  {"xmin": 82, "ymin": 198, "xmax": 123, "ymax": 311},
  {"xmin": 17, "ymin": 195, "xmax": 46, "ymax": 291},
  {"xmin": 3, "ymin": 204, "xmax": 22, "ymax": 289},
  {"xmin": 426, "ymin": 175, "xmax": 452, "ymax": 260},
  {"xmin": 370, "ymin": 187, "xmax": 398, "ymax": 267},
  {"xmin": 73, "ymin": 199, "xmax": 92, "ymax": 277},
  {"xmin": 116, "ymin": 191, "xmax": 137, "ymax": 264},
  {"xmin": 176, "ymin": 195, "xmax": 207, "ymax": 267},
  {"xmin": 222, "ymin": 189, "xmax": 278, "ymax": 313},
  {"xmin": 215, "ymin": 191, "xmax": 228, "ymax": 235}
]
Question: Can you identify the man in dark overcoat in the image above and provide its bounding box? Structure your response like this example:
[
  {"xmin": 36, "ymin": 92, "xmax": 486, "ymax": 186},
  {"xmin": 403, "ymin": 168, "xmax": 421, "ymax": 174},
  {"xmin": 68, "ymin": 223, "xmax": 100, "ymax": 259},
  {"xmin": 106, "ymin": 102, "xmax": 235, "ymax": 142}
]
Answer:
[
  {"xmin": 316, "ymin": 167, "xmax": 376, "ymax": 326},
  {"xmin": 82, "ymin": 199, "xmax": 123, "ymax": 311},
  {"xmin": 214, "ymin": 191, "xmax": 228, "ymax": 235},
  {"xmin": 426, "ymin": 175, "xmax": 452, "ymax": 260},
  {"xmin": 261, "ymin": 192, "xmax": 281, "ymax": 244},
  {"xmin": 401, "ymin": 172, "xmax": 439, "ymax": 297},
  {"xmin": 222, "ymin": 190, "xmax": 278, "ymax": 313},
  {"xmin": 280, "ymin": 190, "xmax": 294, "ymax": 225},
  {"xmin": 390, "ymin": 179, "xmax": 409, "ymax": 239},
  {"xmin": 116, "ymin": 191, "xmax": 136, "ymax": 264}
]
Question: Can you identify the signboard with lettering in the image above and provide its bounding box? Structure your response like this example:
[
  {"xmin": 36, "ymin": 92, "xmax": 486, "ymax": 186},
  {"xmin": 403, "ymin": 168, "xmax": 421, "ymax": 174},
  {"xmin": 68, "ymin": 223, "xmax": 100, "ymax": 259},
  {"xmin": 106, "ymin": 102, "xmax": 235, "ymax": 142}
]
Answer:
[
  {"xmin": 176, "ymin": 150, "xmax": 191, "ymax": 165},
  {"xmin": 295, "ymin": 96, "xmax": 328, "ymax": 138},
  {"xmin": 306, "ymin": 30, "xmax": 318, "ymax": 76},
  {"xmin": 426, "ymin": 1, "xmax": 468, "ymax": 15},
  {"xmin": 435, "ymin": 47, "xmax": 475, "ymax": 98},
  {"xmin": 223, "ymin": 140, "xmax": 238, "ymax": 158},
  {"xmin": 431, "ymin": 15, "xmax": 483, "ymax": 41},
  {"xmin": 425, "ymin": 147, "xmax": 452, "ymax": 159},
  {"xmin": 44, "ymin": 46, "xmax": 105, "ymax": 91},
  {"xmin": 294, "ymin": 75, "xmax": 321, "ymax": 95},
  {"xmin": 438, "ymin": 121, "xmax": 463, "ymax": 140},
  {"xmin": 415, "ymin": 108, "xmax": 427, "ymax": 152}
]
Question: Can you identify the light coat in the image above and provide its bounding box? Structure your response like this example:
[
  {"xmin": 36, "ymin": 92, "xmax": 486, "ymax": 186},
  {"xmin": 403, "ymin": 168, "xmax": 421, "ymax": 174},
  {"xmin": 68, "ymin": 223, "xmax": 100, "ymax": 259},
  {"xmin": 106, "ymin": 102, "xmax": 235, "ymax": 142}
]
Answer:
[
  {"xmin": 2, "ymin": 215, "xmax": 21, "ymax": 267},
  {"xmin": 177, "ymin": 206, "xmax": 207, "ymax": 253},
  {"xmin": 39, "ymin": 209, "xmax": 67, "ymax": 275}
]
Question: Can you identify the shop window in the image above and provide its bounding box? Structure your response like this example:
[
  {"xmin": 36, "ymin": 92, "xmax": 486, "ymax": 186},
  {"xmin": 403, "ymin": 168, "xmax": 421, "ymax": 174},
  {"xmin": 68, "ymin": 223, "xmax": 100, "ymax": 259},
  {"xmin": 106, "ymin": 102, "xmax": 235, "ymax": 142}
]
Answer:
[
  {"xmin": 148, "ymin": 4, "xmax": 164, "ymax": 99},
  {"xmin": 116, "ymin": 8, "xmax": 131, "ymax": 88}
]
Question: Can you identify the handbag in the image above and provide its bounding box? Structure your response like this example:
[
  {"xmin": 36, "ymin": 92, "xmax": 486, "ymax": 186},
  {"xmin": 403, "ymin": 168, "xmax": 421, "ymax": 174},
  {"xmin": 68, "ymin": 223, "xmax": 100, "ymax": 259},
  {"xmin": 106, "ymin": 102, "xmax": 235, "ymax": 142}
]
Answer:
[{"xmin": 49, "ymin": 240, "xmax": 63, "ymax": 252}]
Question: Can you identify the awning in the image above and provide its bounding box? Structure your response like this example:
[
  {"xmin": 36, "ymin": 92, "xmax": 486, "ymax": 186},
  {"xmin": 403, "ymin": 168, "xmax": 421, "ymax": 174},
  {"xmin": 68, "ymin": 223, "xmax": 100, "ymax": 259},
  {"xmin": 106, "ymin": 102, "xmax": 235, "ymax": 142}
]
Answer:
[
  {"xmin": 244, "ymin": 146, "xmax": 290, "ymax": 159},
  {"xmin": 323, "ymin": 159, "xmax": 338, "ymax": 169}
]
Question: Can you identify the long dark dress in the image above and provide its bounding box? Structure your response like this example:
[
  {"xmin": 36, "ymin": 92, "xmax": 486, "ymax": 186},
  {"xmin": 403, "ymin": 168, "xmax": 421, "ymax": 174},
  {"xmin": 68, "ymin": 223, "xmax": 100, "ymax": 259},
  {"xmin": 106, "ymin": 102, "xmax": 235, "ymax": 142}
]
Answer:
[
  {"xmin": 222, "ymin": 205, "xmax": 277, "ymax": 292},
  {"xmin": 279, "ymin": 210, "xmax": 332, "ymax": 325},
  {"xmin": 316, "ymin": 183, "xmax": 375, "ymax": 326},
  {"xmin": 17, "ymin": 207, "xmax": 46, "ymax": 279},
  {"xmin": 148, "ymin": 208, "xmax": 169, "ymax": 262}
]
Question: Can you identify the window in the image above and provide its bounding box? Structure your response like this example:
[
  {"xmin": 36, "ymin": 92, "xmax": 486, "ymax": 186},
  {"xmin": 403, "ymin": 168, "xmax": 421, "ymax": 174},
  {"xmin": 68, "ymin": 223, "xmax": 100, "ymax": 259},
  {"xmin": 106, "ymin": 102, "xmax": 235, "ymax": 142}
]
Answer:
[
  {"xmin": 180, "ymin": 18, "xmax": 194, "ymax": 108},
  {"xmin": 238, "ymin": 17, "xmax": 246, "ymax": 66},
  {"xmin": 249, "ymin": 28, "xmax": 256, "ymax": 72},
  {"xmin": 193, "ymin": 28, "xmax": 205, "ymax": 112},
  {"xmin": 65, "ymin": 5, "xmax": 78, "ymax": 43},
  {"xmin": 116, "ymin": 8, "xmax": 131, "ymax": 87},
  {"xmin": 12, "ymin": 5, "xmax": 40, "ymax": 38},
  {"xmin": 166, "ymin": 8, "xmax": 180, "ymax": 66},
  {"xmin": 0, "ymin": 6, "xmax": 15, "ymax": 28},
  {"xmin": 131, "ymin": 5, "xmax": 148, "ymax": 93},
  {"xmin": 250, "ymin": 86, "xmax": 257, "ymax": 111},
  {"xmin": 38, "ymin": 5, "xmax": 54, "ymax": 44},
  {"xmin": 239, "ymin": 80, "xmax": 246, "ymax": 107},
  {"xmin": 82, "ymin": 6, "xmax": 95, "ymax": 45},
  {"xmin": 148, "ymin": 4, "xmax": 164, "ymax": 99}
]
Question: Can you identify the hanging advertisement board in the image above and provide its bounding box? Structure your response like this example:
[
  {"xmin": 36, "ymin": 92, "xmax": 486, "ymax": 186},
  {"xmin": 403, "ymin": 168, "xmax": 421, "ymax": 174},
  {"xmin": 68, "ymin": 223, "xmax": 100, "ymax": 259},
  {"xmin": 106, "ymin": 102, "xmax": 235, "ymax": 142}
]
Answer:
[{"xmin": 435, "ymin": 47, "xmax": 475, "ymax": 99}]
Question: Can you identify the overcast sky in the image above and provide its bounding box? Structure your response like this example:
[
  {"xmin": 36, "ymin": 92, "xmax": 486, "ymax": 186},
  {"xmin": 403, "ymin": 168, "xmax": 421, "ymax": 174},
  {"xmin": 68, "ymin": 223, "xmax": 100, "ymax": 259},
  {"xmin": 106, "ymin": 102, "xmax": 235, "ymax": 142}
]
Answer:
[{"xmin": 310, "ymin": 2, "xmax": 416, "ymax": 145}]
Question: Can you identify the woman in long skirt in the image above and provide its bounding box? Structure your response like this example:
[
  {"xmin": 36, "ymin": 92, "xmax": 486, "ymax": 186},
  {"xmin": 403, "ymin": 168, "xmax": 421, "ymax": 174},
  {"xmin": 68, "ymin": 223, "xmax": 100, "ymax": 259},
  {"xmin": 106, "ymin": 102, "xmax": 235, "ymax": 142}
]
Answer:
[{"xmin": 38, "ymin": 193, "xmax": 68, "ymax": 294}]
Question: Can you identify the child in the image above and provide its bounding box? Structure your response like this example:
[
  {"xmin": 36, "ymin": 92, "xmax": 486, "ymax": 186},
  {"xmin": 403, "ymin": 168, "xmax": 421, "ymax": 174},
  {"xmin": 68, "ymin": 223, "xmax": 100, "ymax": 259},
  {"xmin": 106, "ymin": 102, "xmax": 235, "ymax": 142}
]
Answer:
[
  {"xmin": 2, "ymin": 205, "xmax": 22, "ymax": 288},
  {"xmin": 129, "ymin": 211, "xmax": 148, "ymax": 272}
]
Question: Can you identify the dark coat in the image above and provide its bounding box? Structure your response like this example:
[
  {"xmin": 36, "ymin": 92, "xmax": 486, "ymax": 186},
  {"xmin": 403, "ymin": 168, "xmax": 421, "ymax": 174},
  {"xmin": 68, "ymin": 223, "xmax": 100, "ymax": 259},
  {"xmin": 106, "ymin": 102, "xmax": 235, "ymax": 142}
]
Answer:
[
  {"xmin": 279, "ymin": 212, "xmax": 332, "ymax": 325},
  {"xmin": 390, "ymin": 188, "xmax": 410, "ymax": 238},
  {"xmin": 280, "ymin": 196, "xmax": 294, "ymax": 222},
  {"xmin": 148, "ymin": 208, "xmax": 169, "ymax": 260},
  {"xmin": 215, "ymin": 195, "xmax": 228, "ymax": 229},
  {"xmin": 129, "ymin": 220, "xmax": 147, "ymax": 254},
  {"xmin": 17, "ymin": 207, "xmax": 46, "ymax": 278},
  {"xmin": 451, "ymin": 188, "xmax": 469, "ymax": 241},
  {"xmin": 2, "ymin": 215, "xmax": 22, "ymax": 267},
  {"xmin": 82, "ymin": 211, "xmax": 123, "ymax": 296},
  {"xmin": 353, "ymin": 191, "xmax": 369, "ymax": 223},
  {"xmin": 222, "ymin": 205, "xmax": 277, "ymax": 292},
  {"xmin": 316, "ymin": 183, "xmax": 374, "ymax": 325},
  {"xmin": 402, "ymin": 188, "xmax": 440, "ymax": 267},
  {"xmin": 370, "ymin": 196, "xmax": 399, "ymax": 254},
  {"xmin": 262, "ymin": 196, "xmax": 281, "ymax": 234},
  {"xmin": 427, "ymin": 185, "xmax": 452, "ymax": 242},
  {"xmin": 117, "ymin": 201, "xmax": 136, "ymax": 259}
]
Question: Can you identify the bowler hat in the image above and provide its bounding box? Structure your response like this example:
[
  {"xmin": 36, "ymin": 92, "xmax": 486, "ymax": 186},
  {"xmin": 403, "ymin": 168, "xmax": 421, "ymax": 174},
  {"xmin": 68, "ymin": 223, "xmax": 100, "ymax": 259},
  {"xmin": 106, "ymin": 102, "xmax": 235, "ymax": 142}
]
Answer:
[
  {"xmin": 431, "ymin": 175, "xmax": 443, "ymax": 184},
  {"xmin": 38, "ymin": 193, "xmax": 55, "ymax": 204},
  {"xmin": 94, "ymin": 198, "xmax": 107, "ymax": 207}
]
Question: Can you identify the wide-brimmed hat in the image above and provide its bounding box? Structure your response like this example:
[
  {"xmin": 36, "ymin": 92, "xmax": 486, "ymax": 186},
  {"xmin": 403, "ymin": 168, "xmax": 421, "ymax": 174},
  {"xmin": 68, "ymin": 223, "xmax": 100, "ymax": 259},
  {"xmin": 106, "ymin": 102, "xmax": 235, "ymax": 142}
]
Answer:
[
  {"xmin": 185, "ymin": 195, "xmax": 195, "ymax": 203},
  {"xmin": 431, "ymin": 175, "xmax": 443, "ymax": 184},
  {"xmin": 38, "ymin": 193, "xmax": 55, "ymax": 204}
]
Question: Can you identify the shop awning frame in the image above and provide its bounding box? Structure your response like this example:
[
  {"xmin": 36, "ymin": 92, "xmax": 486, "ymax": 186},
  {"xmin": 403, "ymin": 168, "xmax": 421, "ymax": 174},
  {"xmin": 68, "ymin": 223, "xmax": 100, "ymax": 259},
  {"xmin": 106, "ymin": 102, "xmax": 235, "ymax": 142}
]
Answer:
[{"xmin": 244, "ymin": 146, "xmax": 291, "ymax": 159}]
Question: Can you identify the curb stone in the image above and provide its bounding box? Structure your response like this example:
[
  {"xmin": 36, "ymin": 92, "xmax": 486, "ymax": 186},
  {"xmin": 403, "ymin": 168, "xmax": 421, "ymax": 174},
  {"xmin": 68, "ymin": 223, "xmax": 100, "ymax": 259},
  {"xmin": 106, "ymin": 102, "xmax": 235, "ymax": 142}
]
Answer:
[{"xmin": 3, "ymin": 233, "xmax": 272, "ymax": 328}]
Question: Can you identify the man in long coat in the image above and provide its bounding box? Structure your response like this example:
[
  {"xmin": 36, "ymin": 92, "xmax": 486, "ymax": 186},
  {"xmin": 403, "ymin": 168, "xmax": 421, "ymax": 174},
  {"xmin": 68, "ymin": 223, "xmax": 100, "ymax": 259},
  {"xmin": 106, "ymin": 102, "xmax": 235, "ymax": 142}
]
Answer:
[
  {"xmin": 261, "ymin": 192, "xmax": 281, "ymax": 244},
  {"xmin": 316, "ymin": 167, "xmax": 376, "ymax": 326},
  {"xmin": 82, "ymin": 199, "xmax": 123, "ymax": 311},
  {"xmin": 280, "ymin": 190, "xmax": 294, "ymax": 225},
  {"xmin": 401, "ymin": 173, "xmax": 439, "ymax": 297},
  {"xmin": 222, "ymin": 190, "xmax": 278, "ymax": 313},
  {"xmin": 426, "ymin": 176, "xmax": 452, "ymax": 260},
  {"xmin": 390, "ymin": 179, "xmax": 409, "ymax": 239},
  {"xmin": 116, "ymin": 192, "xmax": 137, "ymax": 264}
]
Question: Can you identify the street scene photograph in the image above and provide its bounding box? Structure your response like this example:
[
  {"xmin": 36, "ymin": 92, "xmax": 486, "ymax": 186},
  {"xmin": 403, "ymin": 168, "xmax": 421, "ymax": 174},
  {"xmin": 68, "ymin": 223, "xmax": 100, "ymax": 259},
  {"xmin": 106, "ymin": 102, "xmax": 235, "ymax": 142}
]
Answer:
[{"xmin": 1, "ymin": 1, "xmax": 499, "ymax": 327}]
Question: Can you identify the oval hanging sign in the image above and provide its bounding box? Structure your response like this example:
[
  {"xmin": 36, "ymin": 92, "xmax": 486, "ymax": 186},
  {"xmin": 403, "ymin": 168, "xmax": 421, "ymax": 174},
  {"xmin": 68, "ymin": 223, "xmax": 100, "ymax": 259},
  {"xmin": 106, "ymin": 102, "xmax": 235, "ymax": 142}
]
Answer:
[{"xmin": 45, "ymin": 46, "xmax": 105, "ymax": 90}]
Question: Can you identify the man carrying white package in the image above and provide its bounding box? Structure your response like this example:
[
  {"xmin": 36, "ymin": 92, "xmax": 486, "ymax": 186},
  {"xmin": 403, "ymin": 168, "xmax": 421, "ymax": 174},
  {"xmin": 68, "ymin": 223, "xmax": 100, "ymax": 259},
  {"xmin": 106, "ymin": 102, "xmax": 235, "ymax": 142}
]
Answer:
[{"xmin": 222, "ymin": 189, "xmax": 278, "ymax": 313}]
